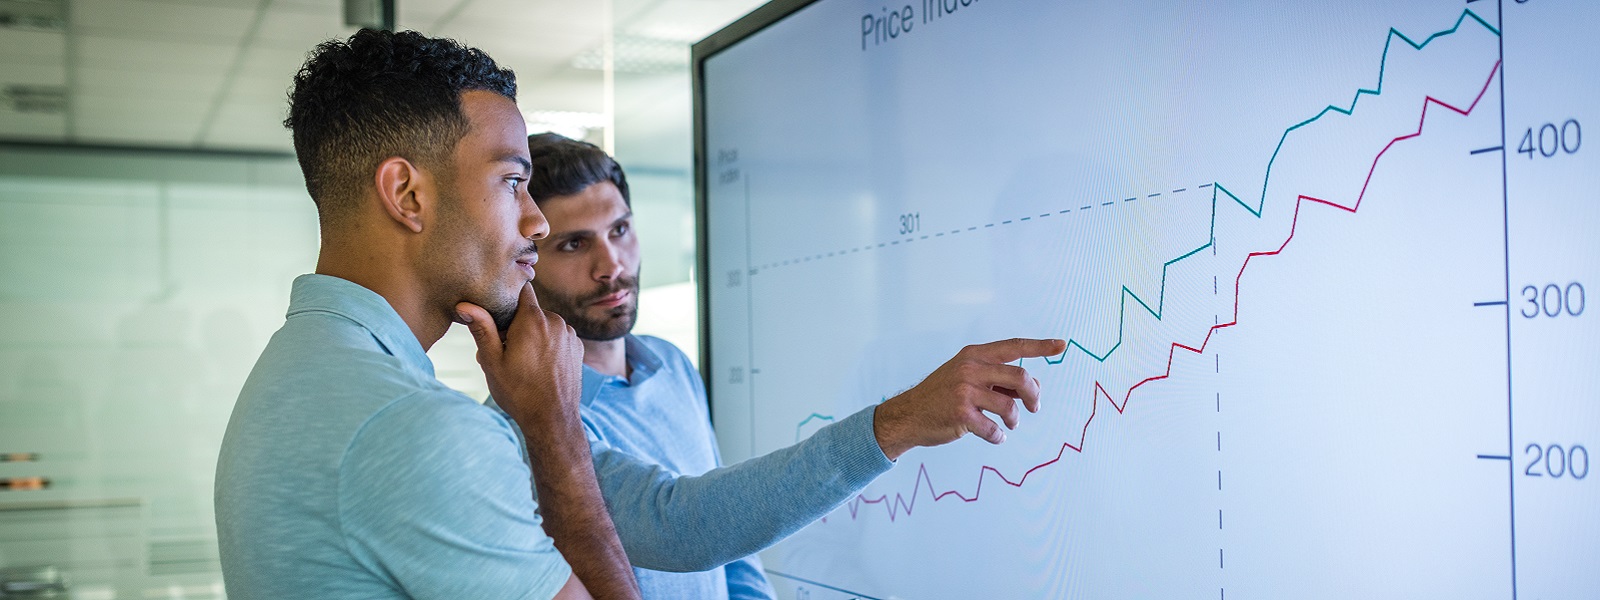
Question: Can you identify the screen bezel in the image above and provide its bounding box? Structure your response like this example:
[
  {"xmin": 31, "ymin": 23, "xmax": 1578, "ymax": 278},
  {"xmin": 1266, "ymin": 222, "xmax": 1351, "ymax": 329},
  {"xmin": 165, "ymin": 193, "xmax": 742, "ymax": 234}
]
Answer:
[{"xmin": 690, "ymin": 0, "xmax": 823, "ymax": 413}]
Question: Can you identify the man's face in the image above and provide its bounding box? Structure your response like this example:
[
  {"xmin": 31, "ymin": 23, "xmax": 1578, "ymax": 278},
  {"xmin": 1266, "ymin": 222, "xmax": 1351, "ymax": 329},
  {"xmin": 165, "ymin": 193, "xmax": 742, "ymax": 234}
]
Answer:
[
  {"xmin": 529, "ymin": 181, "xmax": 640, "ymax": 341},
  {"xmin": 419, "ymin": 90, "xmax": 547, "ymax": 330}
]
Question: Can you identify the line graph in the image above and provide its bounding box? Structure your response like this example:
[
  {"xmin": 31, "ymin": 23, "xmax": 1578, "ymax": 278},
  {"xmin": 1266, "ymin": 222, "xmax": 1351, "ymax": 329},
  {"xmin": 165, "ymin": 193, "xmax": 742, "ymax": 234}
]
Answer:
[
  {"xmin": 703, "ymin": 0, "xmax": 1600, "ymax": 596},
  {"xmin": 746, "ymin": 10, "xmax": 1499, "ymax": 275},
  {"xmin": 818, "ymin": 44, "xmax": 1504, "ymax": 523}
]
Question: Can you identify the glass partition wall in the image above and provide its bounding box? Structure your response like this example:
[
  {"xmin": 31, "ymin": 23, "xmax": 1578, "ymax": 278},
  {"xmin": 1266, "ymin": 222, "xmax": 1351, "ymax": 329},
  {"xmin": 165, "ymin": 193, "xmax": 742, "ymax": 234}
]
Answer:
[
  {"xmin": 0, "ymin": 1, "xmax": 759, "ymax": 597},
  {"xmin": 0, "ymin": 146, "xmax": 314, "ymax": 598}
]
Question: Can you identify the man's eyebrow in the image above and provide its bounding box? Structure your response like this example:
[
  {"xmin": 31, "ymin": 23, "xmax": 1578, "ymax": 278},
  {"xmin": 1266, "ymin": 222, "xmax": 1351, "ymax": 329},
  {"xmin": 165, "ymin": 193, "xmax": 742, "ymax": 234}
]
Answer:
[
  {"xmin": 494, "ymin": 154, "xmax": 532, "ymax": 175},
  {"xmin": 554, "ymin": 211, "xmax": 634, "ymax": 242}
]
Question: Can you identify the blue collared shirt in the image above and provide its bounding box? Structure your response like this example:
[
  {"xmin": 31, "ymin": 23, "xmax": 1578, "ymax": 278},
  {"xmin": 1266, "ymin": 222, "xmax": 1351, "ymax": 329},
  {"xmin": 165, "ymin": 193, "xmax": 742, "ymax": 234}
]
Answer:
[
  {"xmin": 215, "ymin": 274, "xmax": 571, "ymax": 600},
  {"xmin": 577, "ymin": 335, "xmax": 774, "ymax": 600}
]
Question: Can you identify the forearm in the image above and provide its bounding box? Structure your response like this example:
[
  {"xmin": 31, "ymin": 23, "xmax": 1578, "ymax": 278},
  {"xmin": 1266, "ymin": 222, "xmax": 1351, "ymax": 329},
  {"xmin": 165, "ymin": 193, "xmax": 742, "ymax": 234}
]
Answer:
[
  {"xmin": 595, "ymin": 407, "xmax": 892, "ymax": 572},
  {"xmin": 518, "ymin": 409, "xmax": 640, "ymax": 600}
]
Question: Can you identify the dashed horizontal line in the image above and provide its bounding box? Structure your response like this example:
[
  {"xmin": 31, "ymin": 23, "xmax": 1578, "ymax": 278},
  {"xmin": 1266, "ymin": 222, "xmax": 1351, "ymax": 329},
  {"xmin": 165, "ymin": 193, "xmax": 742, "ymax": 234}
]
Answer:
[{"xmin": 752, "ymin": 181, "xmax": 1212, "ymax": 271}]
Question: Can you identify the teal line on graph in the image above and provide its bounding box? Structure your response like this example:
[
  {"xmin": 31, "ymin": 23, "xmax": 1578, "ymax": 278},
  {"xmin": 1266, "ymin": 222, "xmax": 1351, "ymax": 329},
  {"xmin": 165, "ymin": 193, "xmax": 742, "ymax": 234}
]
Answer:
[
  {"xmin": 1044, "ymin": 7, "xmax": 1497, "ymax": 366},
  {"xmin": 794, "ymin": 413, "xmax": 836, "ymax": 442},
  {"xmin": 1253, "ymin": 8, "xmax": 1499, "ymax": 214},
  {"xmin": 794, "ymin": 398, "xmax": 886, "ymax": 442},
  {"xmin": 790, "ymin": 7, "xmax": 1499, "ymax": 429}
]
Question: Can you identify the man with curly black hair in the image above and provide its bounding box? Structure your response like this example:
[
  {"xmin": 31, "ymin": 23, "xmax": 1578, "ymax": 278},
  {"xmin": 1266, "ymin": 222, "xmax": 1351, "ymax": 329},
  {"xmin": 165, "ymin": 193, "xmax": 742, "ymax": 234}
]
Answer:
[
  {"xmin": 215, "ymin": 29, "xmax": 637, "ymax": 599},
  {"xmin": 216, "ymin": 25, "xmax": 1067, "ymax": 600}
]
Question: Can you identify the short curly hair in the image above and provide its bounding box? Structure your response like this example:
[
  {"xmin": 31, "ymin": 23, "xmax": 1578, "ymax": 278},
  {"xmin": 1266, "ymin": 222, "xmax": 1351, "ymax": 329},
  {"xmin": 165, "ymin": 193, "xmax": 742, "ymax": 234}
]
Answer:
[
  {"xmin": 284, "ymin": 29, "xmax": 517, "ymax": 221},
  {"xmin": 526, "ymin": 133, "xmax": 630, "ymax": 207}
]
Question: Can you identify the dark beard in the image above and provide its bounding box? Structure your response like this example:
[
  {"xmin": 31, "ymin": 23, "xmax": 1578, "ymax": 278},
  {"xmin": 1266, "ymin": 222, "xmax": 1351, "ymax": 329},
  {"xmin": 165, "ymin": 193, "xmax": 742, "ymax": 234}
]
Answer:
[
  {"xmin": 535, "ymin": 274, "xmax": 640, "ymax": 342},
  {"xmin": 486, "ymin": 254, "xmax": 536, "ymax": 333},
  {"xmin": 489, "ymin": 300, "xmax": 517, "ymax": 333}
]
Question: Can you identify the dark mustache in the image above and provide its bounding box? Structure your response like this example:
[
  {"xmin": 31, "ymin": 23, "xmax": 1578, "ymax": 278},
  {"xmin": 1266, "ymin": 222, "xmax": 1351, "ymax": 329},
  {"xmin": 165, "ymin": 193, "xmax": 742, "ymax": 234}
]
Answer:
[{"xmin": 584, "ymin": 276, "xmax": 639, "ymax": 303}]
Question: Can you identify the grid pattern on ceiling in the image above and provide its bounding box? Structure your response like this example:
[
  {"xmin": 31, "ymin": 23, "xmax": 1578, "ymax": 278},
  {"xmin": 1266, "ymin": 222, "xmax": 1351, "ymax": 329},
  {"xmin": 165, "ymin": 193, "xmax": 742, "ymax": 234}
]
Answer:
[{"xmin": 0, "ymin": 0, "xmax": 761, "ymax": 154}]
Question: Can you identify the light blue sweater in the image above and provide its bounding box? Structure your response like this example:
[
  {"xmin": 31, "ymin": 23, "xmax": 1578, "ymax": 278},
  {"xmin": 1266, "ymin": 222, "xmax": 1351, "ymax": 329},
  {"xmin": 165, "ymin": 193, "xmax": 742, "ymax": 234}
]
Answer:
[{"xmin": 489, "ymin": 340, "xmax": 894, "ymax": 590}]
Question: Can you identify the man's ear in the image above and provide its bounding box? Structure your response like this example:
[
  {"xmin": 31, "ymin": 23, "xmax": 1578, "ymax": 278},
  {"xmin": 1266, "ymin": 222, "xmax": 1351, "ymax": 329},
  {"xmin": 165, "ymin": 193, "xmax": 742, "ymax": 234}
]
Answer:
[{"xmin": 373, "ymin": 157, "xmax": 427, "ymax": 233}]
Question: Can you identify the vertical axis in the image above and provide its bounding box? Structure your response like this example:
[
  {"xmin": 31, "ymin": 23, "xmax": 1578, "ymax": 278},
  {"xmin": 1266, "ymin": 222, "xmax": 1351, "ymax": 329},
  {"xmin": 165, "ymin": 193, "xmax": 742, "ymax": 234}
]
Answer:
[
  {"xmin": 745, "ymin": 173, "xmax": 757, "ymax": 454},
  {"xmin": 1495, "ymin": 0, "xmax": 1517, "ymax": 598}
]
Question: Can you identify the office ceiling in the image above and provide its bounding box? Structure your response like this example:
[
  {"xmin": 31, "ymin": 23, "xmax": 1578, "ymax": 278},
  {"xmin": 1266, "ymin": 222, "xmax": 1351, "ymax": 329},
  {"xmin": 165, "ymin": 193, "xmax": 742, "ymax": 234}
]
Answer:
[{"xmin": 0, "ymin": 0, "xmax": 760, "ymax": 153}]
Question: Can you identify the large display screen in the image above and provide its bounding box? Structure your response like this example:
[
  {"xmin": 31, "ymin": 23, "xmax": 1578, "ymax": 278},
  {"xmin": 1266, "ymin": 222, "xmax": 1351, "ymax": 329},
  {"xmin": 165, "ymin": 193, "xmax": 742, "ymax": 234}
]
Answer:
[{"xmin": 694, "ymin": 0, "xmax": 1596, "ymax": 597}]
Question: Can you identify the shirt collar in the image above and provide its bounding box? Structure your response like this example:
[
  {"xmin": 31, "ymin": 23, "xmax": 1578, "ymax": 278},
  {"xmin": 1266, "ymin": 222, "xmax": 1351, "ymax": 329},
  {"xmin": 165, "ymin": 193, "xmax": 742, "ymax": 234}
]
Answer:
[
  {"xmin": 579, "ymin": 334, "xmax": 666, "ymax": 405},
  {"xmin": 286, "ymin": 273, "xmax": 436, "ymax": 380}
]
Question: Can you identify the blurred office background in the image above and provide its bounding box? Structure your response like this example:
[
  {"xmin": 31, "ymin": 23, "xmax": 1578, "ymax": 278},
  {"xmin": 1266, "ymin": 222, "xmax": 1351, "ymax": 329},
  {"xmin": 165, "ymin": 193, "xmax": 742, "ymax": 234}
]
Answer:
[{"xmin": 0, "ymin": 0, "xmax": 757, "ymax": 596}]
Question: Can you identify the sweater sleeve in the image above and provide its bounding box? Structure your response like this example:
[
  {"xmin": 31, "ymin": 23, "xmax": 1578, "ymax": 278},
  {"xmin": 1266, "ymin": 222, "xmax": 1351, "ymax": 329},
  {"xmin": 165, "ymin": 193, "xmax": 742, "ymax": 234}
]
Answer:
[{"xmin": 593, "ymin": 405, "xmax": 892, "ymax": 572}]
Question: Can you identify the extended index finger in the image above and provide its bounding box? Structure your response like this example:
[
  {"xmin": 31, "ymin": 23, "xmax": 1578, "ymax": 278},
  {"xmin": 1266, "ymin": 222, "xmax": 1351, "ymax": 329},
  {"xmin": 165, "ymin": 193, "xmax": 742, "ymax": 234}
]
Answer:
[{"xmin": 967, "ymin": 337, "xmax": 1067, "ymax": 364}]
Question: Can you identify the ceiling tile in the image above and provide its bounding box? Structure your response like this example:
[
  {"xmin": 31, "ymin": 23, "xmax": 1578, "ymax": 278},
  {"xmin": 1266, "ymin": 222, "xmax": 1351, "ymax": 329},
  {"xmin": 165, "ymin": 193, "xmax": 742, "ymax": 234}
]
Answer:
[
  {"xmin": 621, "ymin": 0, "xmax": 762, "ymax": 40},
  {"xmin": 76, "ymin": 66, "xmax": 223, "ymax": 97},
  {"xmin": 0, "ymin": 28, "xmax": 66, "ymax": 63},
  {"xmin": 395, "ymin": 0, "xmax": 452, "ymax": 29},
  {"xmin": 0, "ymin": 0, "xmax": 762, "ymax": 151},
  {"xmin": 475, "ymin": 31, "xmax": 598, "ymax": 65},
  {"xmin": 432, "ymin": 0, "xmax": 606, "ymax": 34},
  {"xmin": 72, "ymin": 0, "xmax": 259, "ymax": 44},
  {"xmin": 251, "ymin": 4, "xmax": 350, "ymax": 50},
  {"xmin": 516, "ymin": 71, "xmax": 604, "ymax": 113},
  {"xmin": 72, "ymin": 92, "xmax": 211, "ymax": 121},
  {"xmin": 77, "ymin": 35, "xmax": 236, "ymax": 73},
  {"xmin": 0, "ymin": 63, "xmax": 67, "ymax": 87},
  {"xmin": 138, "ymin": 0, "xmax": 263, "ymax": 9},
  {"xmin": 222, "ymin": 74, "xmax": 291, "ymax": 107}
]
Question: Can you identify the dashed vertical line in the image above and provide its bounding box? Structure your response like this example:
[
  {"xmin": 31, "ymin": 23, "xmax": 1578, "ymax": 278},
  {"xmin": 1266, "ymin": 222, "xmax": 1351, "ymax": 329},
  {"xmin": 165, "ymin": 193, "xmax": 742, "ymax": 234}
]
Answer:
[{"xmin": 1217, "ymin": 353, "xmax": 1226, "ymax": 594}]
